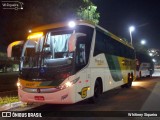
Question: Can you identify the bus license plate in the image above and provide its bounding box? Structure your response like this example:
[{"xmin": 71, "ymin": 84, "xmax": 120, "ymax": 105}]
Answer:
[{"xmin": 35, "ymin": 96, "xmax": 45, "ymax": 101}]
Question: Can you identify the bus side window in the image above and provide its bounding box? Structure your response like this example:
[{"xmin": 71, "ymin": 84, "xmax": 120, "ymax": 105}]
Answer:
[
  {"xmin": 75, "ymin": 35, "xmax": 87, "ymax": 72},
  {"xmin": 76, "ymin": 44, "xmax": 86, "ymax": 65}
]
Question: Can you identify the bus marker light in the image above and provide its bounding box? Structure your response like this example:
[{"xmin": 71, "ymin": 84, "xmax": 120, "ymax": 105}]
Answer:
[
  {"xmin": 109, "ymin": 81, "xmax": 112, "ymax": 85},
  {"xmin": 68, "ymin": 21, "xmax": 76, "ymax": 28},
  {"xmin": 85, "ymin": 80, "xmax": 89, "ymax": 82},
  {"xmin": 88, "ymin": 87, "xmax": 90, "ymax": 90},
  {"xmin": 27, "ymin": 32, "xmax": 43, "ymax": 39}
]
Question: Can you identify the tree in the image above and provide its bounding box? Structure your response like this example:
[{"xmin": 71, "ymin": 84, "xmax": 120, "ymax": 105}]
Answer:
[
  {"xmin": 1, "ymin": 0, "xmax": 100, "ymax": 49},
  {"xmin": 134, "ymin": 44, "xmax": 148, "ymax": 54},
  {"xmin": 25, "ymin": 0, "xmax": 100, "ymax": 25},
  {"xmin": 77, "ymin": 0, "xmax": 100, "ymax": 24}
]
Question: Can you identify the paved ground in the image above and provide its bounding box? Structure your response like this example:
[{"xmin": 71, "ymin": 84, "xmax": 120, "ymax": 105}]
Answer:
[
  {"xmin": 152, "ymin": 69, "xmax": 160, "ymax": 77},
  {"xmin": 1, "ymin": 70, "xmax": 160, "ymax": 120},
  {"xmin": 5, "ymin": 77, "xmax": 159, "ymax": 120}
]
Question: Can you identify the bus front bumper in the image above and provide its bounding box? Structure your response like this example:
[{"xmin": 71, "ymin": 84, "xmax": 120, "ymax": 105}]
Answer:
[{"xmin": 18, "ymin": 87, "xmax": 76, "ymax": 104}]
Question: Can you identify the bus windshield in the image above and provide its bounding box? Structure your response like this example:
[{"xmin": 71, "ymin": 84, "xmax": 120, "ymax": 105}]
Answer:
[{"xmin": 19, "ymin": 25, "xmax": 94, "ymax": 81}]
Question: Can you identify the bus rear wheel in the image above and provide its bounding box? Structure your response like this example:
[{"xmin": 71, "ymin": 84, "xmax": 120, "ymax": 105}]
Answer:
[
  {"xmin": 126, "ymin": 73, "xmax": 133, "ymax": 88},
  {"xmin": 139, "ymin": 71, "xmax": 142, "ymax": 78},
  {"xmin": 89, "ymin": 80, "xmax": 102, "ymax": 103}
]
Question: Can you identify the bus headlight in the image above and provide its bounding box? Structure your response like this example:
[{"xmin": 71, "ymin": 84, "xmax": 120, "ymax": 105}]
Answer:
[
  {"xmin": 17, "ymin": 81, "xmax": 22, "ymax": 89},
  {"xmin": 58, "ymin": 77, "xmax": 80, "ymax": 90},
  {"xmin": 17, "ymin": 82, "xmax": 20, "ymax": 87},
  {"xmin": 65, "ymin": 81, "xmax": 73, "ymax": 87}
]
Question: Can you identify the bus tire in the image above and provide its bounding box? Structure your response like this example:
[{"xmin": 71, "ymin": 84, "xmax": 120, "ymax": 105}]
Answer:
[
  {"xmin": 89, "ymin": 79, "xmax": 102, "ymax": 103},
  {"xmin": 149, "ymin": 70, "xmax": 152, "ymax": 77},
  {"xmin": 126, "ymin": 73, "xmax": 133, "ymax": 88},
  {"xmin": 147, "ymin": 75, "xmax": 151, "ymax": 77},
  {"xmin": 139, "ymin": 71, "xmax": 142, "ymax": 78},
  {"xmin": 121, "ymin": 84, "xmax": 125, "ymax": 88}
]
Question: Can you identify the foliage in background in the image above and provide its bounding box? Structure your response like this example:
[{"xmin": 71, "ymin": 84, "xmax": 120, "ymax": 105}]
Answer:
[
  {"xmin": 134, "ymin": 43, "xmax": 148, "ymax": 54},
  {"xmin": 77, "ymin": 0, "xmax": 100, "ymax": 24},
  {"xmin": 1, "ymin": 0, "xmax": 100, "ymax": 47},
  {"xmin": 0, "ymin": 52, "xmax": 7, "ymax": 58},
  {"xmin": 0, "ymin": 96, "xmax": 19, "ymax": 106}
]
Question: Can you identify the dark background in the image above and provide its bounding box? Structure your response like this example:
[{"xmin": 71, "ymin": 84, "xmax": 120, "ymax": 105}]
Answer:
[
  {"xmin": 93, "ymin": 0, "xmax": 160, "ymax": 50},
  {"xmin": 0, "ymin": 0, "xmax": 160, "ymax": 52}
]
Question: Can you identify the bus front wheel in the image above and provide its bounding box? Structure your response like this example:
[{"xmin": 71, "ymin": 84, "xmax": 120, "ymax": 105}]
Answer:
[{"xmin": 89, "ymin": 80, "xmax": 102, "ymax": 103}]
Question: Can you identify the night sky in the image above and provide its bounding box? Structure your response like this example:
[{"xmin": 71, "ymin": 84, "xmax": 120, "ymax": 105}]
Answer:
[
  {"xmin": 93, "ymin": 0, "xmax": 160, "ymax": 50},
  {"xmin": 0, "ymin": 0, "xmax": 160, "ymax": 52}
]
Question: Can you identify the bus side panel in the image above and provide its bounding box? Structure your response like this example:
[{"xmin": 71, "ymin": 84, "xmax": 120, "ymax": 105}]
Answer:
[
  {"xmin": 89, "ymin": 54, "xmax": 123, "ymax": 96},
  {"xmin": 74, "ymin": 68, "xmax": 92, "ymax": 102},
  {"xmin": 89, "ymin": 53, "xmax": 135, "ymax": 96},
  {"xmin": 117, "ymin": 57, "xmax": 136, "ymax": 83}
]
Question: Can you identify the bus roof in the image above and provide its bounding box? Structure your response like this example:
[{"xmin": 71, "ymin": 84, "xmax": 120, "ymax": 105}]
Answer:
[
  {"xmin": 31, "ymin": 20, "xmax": 133, "ymax": 49},
  {"xmin": 96, "ymin": 25, "xmax": 134, "ymax": 49},
  {"xmin": 32, "ymin": 20, "xmax": 95, "ymax": 32}
]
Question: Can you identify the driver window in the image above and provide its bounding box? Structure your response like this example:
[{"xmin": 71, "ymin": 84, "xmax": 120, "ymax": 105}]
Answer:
[
  {"xmin": 76, "ymin": 44, "xmax": 86, "ymax": 65},
  {"xmin": 76, "ymin": 36, "xmax": 87, "ymax": 71}
]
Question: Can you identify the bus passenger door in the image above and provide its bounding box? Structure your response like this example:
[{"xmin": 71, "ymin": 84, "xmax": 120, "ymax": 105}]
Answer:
[{"xmin": 75, "ymin": 38, "xmax": 91, "ymax": 101}]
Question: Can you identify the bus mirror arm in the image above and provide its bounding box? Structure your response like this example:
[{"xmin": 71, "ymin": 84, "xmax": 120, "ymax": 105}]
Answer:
[{"xmin": 68, "ymin": 34, "xmax": 77, "ymax": 52}]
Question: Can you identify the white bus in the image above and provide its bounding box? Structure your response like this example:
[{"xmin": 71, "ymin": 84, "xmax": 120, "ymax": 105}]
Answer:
[
  {"xmin": 136, "ymin": 52, "xmax": 154, "ymax": 78},
  {"xmin": 17, "ymin": 20, "xmax": 136, "ymax": 104}
]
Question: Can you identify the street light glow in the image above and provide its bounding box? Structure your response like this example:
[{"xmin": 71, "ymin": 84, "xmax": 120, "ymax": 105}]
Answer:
[
  {"xmin": 151, "ymin": 50, "xmax": 155, "ymax": 53},
  {"xmin": 141, "ymin": 40, "xmax": 146, "ymax": 45},
  {"xmin": 149, "ymin": 53, "xmax": 153, "ymax": 56},
  {"xmin": 129, "ymin": 26, "xmax": 135, "ymax": 32},
  {"xmin": 152, "ymin": 59, "xmax": 156, "ymax": 62},
  {"xmin": 129, "ymin": 26, "xmax": 135, "ymax": 46},
  {"xmin": 29, "ymin": 30, "xmax": 32, "ymax": 33}
]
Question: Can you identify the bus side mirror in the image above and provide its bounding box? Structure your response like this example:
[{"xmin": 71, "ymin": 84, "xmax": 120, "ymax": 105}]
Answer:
[
  {"xmin": 20, "ymin": 56, "xmax": 25, "ymax": 61},
  {"xmin": 68, "ymin": 33, "xmax": 86, "ymax": 52}
]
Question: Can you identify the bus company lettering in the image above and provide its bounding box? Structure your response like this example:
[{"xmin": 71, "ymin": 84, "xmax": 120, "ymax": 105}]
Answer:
[
  {"xmin": 61, "ymin": 94, "xmax": 68, "ymax": 100},
  {"xmin": 122, "ymin": 59, "xmax": 131, "ymax": 66},
  {"xmin": 11, "ymin": 112, "xmax": 42, "ymax": 117},
  {"xmin": 78, "ymin": 87, "xmax": 90, "ymax": 98},
  {"xmin": 95, "ymin": 59, "xmax": 104, "ymax": 65},
  {"xmin": 26, "ymin": 83, "xmax": 35, "ymax": 87}
]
